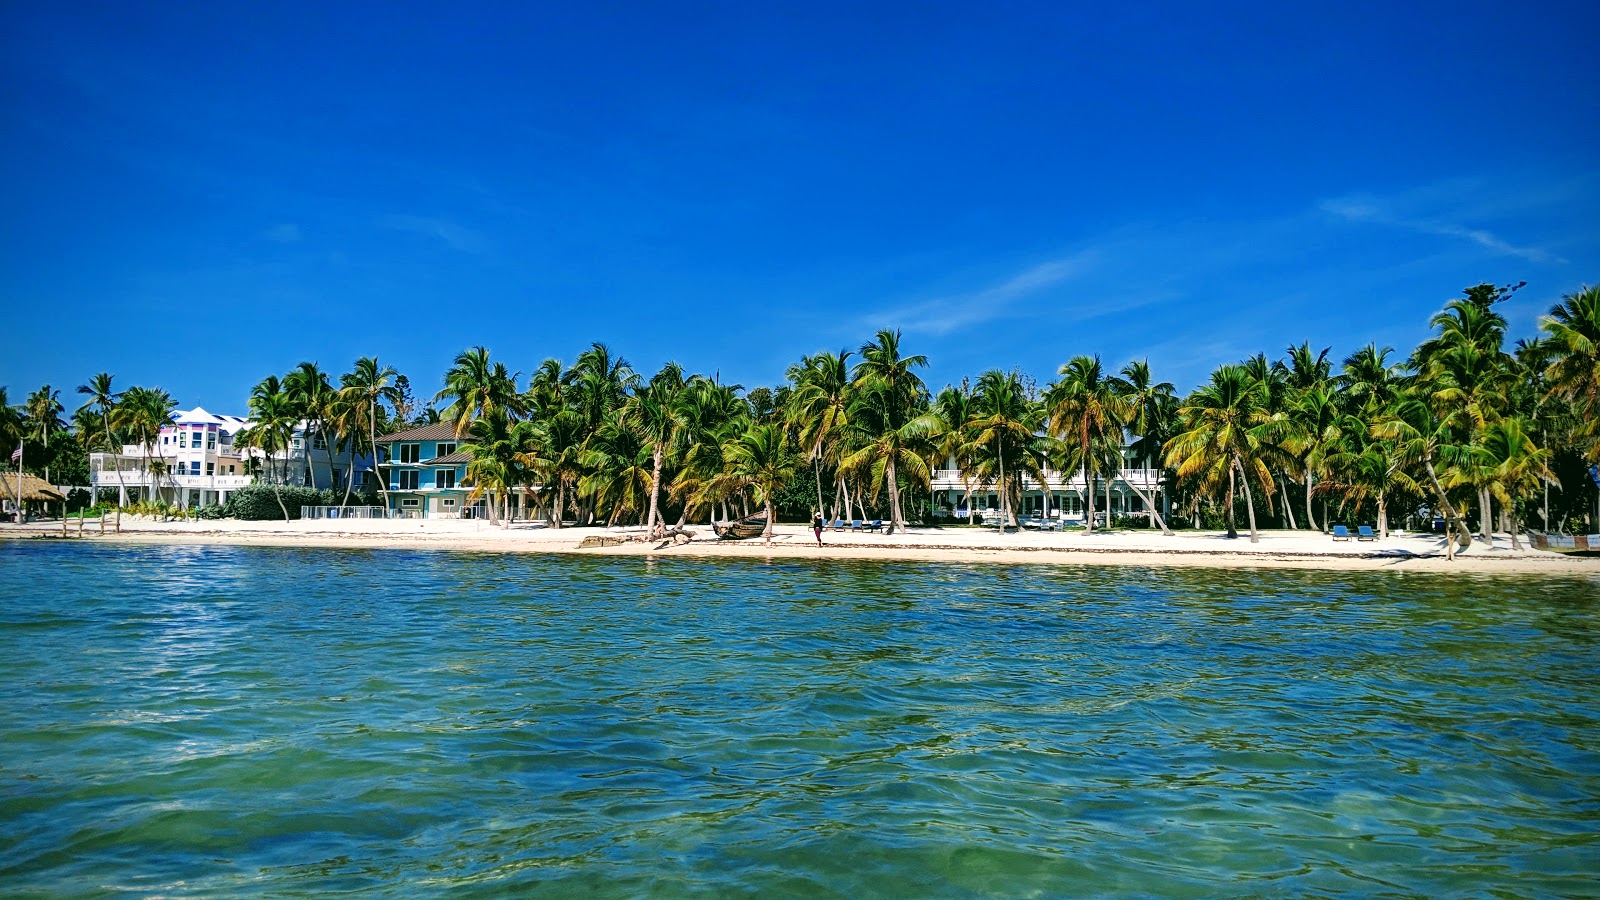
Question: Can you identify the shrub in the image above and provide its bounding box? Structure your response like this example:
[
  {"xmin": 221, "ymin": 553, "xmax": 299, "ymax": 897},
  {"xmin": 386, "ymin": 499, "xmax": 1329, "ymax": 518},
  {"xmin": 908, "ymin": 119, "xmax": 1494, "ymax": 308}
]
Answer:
[
  {"xmin": 225, "ymin": 484, "xmax": 323, "ymax": 520},
  {"xmin": 196, "ymin": 504, "xmax": 226, "ymax": 520}
]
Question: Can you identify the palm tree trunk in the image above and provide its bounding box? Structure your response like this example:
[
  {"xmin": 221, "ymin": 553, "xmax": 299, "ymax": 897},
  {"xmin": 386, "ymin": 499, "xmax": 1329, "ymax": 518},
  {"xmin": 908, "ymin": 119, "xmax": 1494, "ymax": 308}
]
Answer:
[
  {"xmin": 1478, "ymin": 488, "xmax": 1493, "ymax": 543},
  {"xmin": 1378, "ymin": 492, "xmax": 1388, "ymax": 539},
  {"xmin": 1122, "ymin": 478, "xmax": 1172, "ymax": 535},
  {"xmin": 886, "ymin": 457, "xmax": 902, "ymax": 534},
  {"xmin": 762, "ymin": 497, "xmax": 775, "ymax": 544},
  {"xmin": 1305, "ymin": 470, "xmax": 1320, "ymax": 532},
  {"xmin": 1279, "ymin": 472, "xmax": 1297, "ymax": 529},
  {"xmin": 1235, "ymin": 456, "xmax": 1259, "ymax": 543},
  {"xmin": 1507, "ymin": 504, "xmax": 1522, "ymax": 550},
  {"xmin": 1421, "ymin": 456, "xmax": 1472, "ymax": 553},
  {"xmin": 1225, "ymin": 465, "xmax": 1238, "ymax": 539},
  {"xmin": 1082, "ymin": 462, "xmax": 1096, "ymax": 534},
  {"xmin": 647, "ymin": 446, "xmax": 664, "ymax": 537}
]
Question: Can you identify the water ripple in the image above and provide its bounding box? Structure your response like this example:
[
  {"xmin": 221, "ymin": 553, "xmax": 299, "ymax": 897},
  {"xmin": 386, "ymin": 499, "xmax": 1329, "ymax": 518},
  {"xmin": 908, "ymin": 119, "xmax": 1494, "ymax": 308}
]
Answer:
[{"xmin": 2, "ymin": 541, "xmax": 1597, "ymax": 897}]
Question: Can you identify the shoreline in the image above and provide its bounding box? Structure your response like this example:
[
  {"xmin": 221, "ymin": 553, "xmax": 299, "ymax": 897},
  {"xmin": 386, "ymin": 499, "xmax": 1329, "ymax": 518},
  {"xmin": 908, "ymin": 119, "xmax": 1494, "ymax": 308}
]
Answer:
[{"xmin": 9, "ymin": 519, "xmax": 1598, "ymax": 576}]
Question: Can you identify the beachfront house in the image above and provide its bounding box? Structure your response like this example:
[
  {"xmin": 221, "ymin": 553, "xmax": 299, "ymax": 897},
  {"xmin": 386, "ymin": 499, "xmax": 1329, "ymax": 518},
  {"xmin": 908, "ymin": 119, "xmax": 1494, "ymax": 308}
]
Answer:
[
  {"xmin": 930, "ymin": 446, "xmax": 1167, "ymax": 525},
  {"xmin": 373, "ymin": 423, "xmax": 481, "ymax": 519},
  {"xmin": 89, "ymin": 406, "xmax": 370, "ymax": 509}
]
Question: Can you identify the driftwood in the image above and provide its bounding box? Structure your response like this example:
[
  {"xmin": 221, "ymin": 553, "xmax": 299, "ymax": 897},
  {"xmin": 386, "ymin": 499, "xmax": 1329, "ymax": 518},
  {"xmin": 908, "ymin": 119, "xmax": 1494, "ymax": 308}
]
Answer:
[{"xmin": 578, "ymin": 527, "xmax": 696, "ymax": 550}]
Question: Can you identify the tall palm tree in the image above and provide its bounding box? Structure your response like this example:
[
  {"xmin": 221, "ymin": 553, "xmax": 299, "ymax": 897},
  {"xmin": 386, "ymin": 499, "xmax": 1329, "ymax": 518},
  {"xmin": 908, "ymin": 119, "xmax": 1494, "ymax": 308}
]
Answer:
[
  {"xmin": 112, "ymin": 387, "xmax": 177, "ymax": 506},
  {"xmin": 931, "ymin": 383, "xmax": 980, "ymax": 520},
  {"xmin": 286, "ymin": 362, "xmax": 337, "ymax": 490},
  {"xmin": 338, "ymin": 357, "xmax": 401, "ymax": 511},
  {"xmin": 965, "ymin": 370, "xmax": 1049, "ymax": 527},
  {"xmin": 1112, "ymin": 359, "xmax": 1176, "ymax": 534},
  {"xmin": 76, "ymin": 372, "xmax": 126, "ymax": 509},
  {"xmin": 1164, "ymin": 365, "xmax": 1272, "ymax": 542},
  {"xmin": 578, "ymin": 415, "xmax": 653, "ymax": 526},
  {"xmin": 435, "ymin": 346, "xmax": 523, "ymax": 437},
  {"xmin": 24, "ymin": 386, "xmax": 65, "ymax": 484},
  {"xmin": 711, "ymin": 422, "xmax": 800, "ymax": 543},
  {"xmin": 628, "ymin": 363, "xmax": 688, "ymax": 537},
  {"xmin": 839, "ymin": 378, "xmax": 938, "ymax": 533},
  {"xmin": 1045, "ymin": 355, "xmax": 1124, "ymax": 534},
  {"xmin": 1541, "ymin": 284, "xmax": 1600, "ymax": 461},
  {"xmin": 850, "ymin": 330, "xmax": 930, "ymax": 533},
  {"xmin": 1374, "ymin": 390, "xmax": 1473, "ymax": 555},
  {"xmin": 673, "ymin": 377, "xmax": 749, "ymax": 527},
  {"xmin": 787, "ymin": 349, "xmax": 853, "ymax": 515},
  {"xmin": 462, "ymin": 408, "xmax": 539, "ymax": 526},
  {"xmin": 1480, "ymin": 416, "xmax": 1554, "ymax": 549},
  {"xmin": 246, "ymin": 378, "xmax": 299, "ymax": 520}
]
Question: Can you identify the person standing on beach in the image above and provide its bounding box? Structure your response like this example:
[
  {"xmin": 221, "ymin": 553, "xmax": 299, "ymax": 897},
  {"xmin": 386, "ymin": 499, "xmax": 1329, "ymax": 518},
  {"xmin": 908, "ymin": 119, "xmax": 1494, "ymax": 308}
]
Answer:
[{"xmin": 812, "ymin": 511, "xmax": 825, "ymax": 546}]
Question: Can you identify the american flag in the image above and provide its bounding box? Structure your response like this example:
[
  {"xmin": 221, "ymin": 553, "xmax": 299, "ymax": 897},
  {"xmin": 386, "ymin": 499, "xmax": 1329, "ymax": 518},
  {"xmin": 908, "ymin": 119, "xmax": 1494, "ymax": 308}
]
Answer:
[{"xmin": 9, "ymin": 446, "xmax": 19, "ymax": 464}]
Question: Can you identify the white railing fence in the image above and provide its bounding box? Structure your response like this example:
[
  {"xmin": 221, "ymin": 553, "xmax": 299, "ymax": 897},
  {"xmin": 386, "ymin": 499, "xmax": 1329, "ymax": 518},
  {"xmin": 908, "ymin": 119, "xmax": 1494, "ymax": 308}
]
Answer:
[{"xmin": 300, "ymin": 506, "xmax": 391, "ymax": 520}]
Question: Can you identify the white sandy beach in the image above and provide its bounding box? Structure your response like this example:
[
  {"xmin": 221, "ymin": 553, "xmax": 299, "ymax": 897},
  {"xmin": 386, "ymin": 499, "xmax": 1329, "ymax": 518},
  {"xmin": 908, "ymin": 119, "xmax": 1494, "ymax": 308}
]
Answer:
[{"xmin": 8, "ymin": 516, "xmax": 1598, "ymax": 576}]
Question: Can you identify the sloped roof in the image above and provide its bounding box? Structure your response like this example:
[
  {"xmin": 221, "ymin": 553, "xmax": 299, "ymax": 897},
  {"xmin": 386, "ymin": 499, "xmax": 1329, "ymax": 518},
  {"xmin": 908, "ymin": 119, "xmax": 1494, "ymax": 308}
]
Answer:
[
  {"xmin": 0, "ymin": 472, "xmax": 67, "ymax": 503},
  {"xmin": 428, "ymin": 451, "xmax": 474, "ymax": 465},
  {"xmin": 376, "ymin": 422, "xmax": 462, "ymax": 442}
]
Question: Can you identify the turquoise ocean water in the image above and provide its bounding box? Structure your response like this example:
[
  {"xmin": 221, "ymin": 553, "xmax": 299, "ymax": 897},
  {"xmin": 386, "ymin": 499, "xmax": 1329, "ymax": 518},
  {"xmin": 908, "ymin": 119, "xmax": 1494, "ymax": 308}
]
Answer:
[{"xmin": 2, "ymin": 541, "xmax": 1597, "ymax": 898}]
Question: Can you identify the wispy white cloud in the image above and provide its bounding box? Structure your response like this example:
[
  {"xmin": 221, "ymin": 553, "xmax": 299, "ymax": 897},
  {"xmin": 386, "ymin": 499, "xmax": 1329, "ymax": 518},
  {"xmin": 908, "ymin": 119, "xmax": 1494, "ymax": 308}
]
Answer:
[
  {"xmin": 1320, "ymin": 194, "xmax": 1567, "ymax": 264},
  {"xmin": 869, "ymin": 252, "xmax": 1097, "ymax": 335},
  {"xmin": 376, "ymin": 214, "xmax": 491, "ymax": 255}
]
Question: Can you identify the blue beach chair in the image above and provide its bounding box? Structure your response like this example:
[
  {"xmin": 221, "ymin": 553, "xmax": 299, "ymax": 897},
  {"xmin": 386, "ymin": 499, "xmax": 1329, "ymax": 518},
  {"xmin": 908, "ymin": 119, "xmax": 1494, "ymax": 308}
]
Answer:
[
  {"xmin": 867, "ymin": 519, "xmax": 883, "ymax": 532},
  {"xmin": 1357, "ymin": 525, "xmax": 1377, "ymax": 541},
  {"xmin": 831, "ymin": 518, "xmax": 846, "ymax": 531},
  {"xmin": 850, "ymin": 519, "xmax": 864, "ymax": 532},
  {"xmin": 1331, "ymin": 525, "xmax": 1351, "ymax": 541}
]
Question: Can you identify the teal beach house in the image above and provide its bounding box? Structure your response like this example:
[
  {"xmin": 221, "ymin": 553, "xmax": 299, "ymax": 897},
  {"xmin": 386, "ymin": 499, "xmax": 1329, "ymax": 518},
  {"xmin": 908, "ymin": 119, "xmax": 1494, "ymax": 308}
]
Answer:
[{"xmin": 374, "ymin": 423, "xmax": 478, "ymax": 518}]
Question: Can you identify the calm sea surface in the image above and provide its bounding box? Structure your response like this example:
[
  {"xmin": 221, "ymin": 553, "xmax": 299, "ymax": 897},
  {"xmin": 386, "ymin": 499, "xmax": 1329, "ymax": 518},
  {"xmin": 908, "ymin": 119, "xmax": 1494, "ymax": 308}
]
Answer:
[{"xmin": 2, "ymin": 541, "xmax": 1597, "ymax": 898}]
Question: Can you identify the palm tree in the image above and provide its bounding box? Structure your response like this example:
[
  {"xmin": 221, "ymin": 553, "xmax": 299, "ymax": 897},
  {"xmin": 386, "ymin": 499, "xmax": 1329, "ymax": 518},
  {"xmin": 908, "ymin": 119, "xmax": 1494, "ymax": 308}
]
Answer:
[
  {"xmin": 1271, "ymin": 384, "xmax": 1344, "ymax": 532},
  {"xmin": 1112, "ymin": 360, "xmax": 1176, "ymax": 534},
  {"xmin": 628, "ymin": 363, "xmax": 688, "ymax": 537},
  {"xmin": 76, "ymin": 372, "xmax": 125, "ymax": 510},
  {"xmin": 1480, "ymin": 417, "xmax": 1554, "ymax": 550},
  {"xmin": 839, "ymin": 378, "xmax": 938, "ymax": 533},
  {"xmin": 1045, "ymin": 355, "xmax": 1124, "ymax": 534},
  {"xmin": 578, "ymin": 415, "xmax": 653, "ymax": 526},
  {"xmin": 435, "ymin": 346, "xmax": 523, "ymax": 437},
  {"xmin": 673, "ymin": 377, "xmax": 749, "ymax": 527},
  {"xmin": 461, "ymin": 408, "xmax": 539, "ymax": 526},
  {"xmin": 965, "ymin": 370, "xmax": 1049, "ymax": 527},
  {"xmin": 24, "ymin": 386, "xmax": 65, "ymax": 484},
  {"xmin": 1374, "ymin": 390, "xmax": 1473, "ymax": 556},
  {"xmin": 1164, "ymin": 365, "xmax": 1272, "ymax": 542},
  {"xmin": 931, "ymin": 383, "xmax": 980, "ymax": 520},
  {"xmin": 850, "ymin": 330, "xmax": 930, "ymax": 533},
  {"xmin": 787, "ymin": 349, "xmax": 853, "ymax": 516},
  {"xmin": 712, "ymin": 422, "xmax": 800, "ymax": 543},
  {"xmin": 246, "ymin": 377, "xmax": 300, "ymax": 519},
  {"xmin": 338, "ymin": 357, "xmax": 401, "ymax": 512},
  {"xmin": 112, "ymin": 386, "xmax": 177, "ymax": 506},
  {"xmin": 285, "ymin": 362, "xmax": 337, "ymax": 490},
  {"xmin": 1541, "ymin": 285, "xmax": 1600, "ymax": 461}
]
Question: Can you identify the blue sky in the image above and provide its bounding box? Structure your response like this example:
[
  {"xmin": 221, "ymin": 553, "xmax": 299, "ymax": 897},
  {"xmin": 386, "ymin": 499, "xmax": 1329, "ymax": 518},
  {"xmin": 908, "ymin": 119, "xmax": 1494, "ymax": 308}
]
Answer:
[{"xmin": 3, "ymin": 1, "xmax": 1597, "ymax": 412}]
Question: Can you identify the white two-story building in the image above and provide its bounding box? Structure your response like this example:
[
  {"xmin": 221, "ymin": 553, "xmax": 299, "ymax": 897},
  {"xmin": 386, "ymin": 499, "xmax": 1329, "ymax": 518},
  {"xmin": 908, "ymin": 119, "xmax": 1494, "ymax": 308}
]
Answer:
[{"xmin": 90, "ymin": 407, "xmax": 372, "ymax": 509}]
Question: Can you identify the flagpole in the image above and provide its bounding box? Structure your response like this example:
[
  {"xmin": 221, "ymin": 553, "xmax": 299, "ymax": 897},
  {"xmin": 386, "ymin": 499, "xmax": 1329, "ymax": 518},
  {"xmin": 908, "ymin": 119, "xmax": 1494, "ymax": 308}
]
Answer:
[{"xmin": 15, "ymin": 438, "xmax": 24, "ymax": 525}]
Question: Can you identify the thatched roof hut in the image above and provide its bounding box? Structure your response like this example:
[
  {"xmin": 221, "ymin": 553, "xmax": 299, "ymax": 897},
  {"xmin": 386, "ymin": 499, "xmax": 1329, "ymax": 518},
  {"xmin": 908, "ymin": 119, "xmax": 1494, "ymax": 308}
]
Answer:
[{"xmin": 0, "ymin": 472, "xmax": 67, "ymax": 505}]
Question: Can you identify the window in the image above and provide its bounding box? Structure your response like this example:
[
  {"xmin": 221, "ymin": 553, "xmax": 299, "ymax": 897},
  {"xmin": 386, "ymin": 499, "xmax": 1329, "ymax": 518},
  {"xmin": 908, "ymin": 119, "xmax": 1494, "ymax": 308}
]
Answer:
[
  {"xmin": 190, "ymin": 461, "xmax": 201, "ymax": 475},
  {"xmin": 401, "ymin": 498, "xmax": 420, "ymax": 508},
  {"xmin": 177, "ymin": 433, "xmax": 187, "ymax": 449},
  {"xmin": 221, "ymin": 432, "xmax": 232, "ymax": 445},
  {"xmin": 398, "ymin": 444, "xmax": 420, "ymax": 464},
  {"xmin": 398, "ymin": 471, "xmax": 419, "ymax": 490},
  {"xmin": 435, "ymin": 469, "xmax": 456, "ymax": 490},
  {"xmin": 206, "ymin": 462, "xmax": 215, "ymax": 476},
  {"xmin": 435, "ymin": 442, "xmax": 457, "ymax": 458},
  {"xmin": 313, "ymin": 434, "xmax": 327, "ymax": 449},
  {"xmin": 207, "ymin": 434, "xmax": 216, "ymax": 450},
  {"xmin": 441, "ymin": 498, "xmax": 457, "ymax": 508}
]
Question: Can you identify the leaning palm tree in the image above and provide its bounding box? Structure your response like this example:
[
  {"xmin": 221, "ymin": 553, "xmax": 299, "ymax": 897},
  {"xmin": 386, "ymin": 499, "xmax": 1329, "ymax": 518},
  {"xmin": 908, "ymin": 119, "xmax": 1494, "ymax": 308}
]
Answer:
[
  {"xmin": 710, "ymin": 422, "xmax": 800, "ymax": 544},
  {"xmin": 435, "ymin": 346, "xmax": 523, "ymax": 437},
  {"xmin": 1373, "ymin": 390, "xmax": 1473, "ymax": 556},
  {"xmin": 673, "ymin": 377, "xmax": 750, "ymax": 527},
  {"xmin": 578, "ymin": 415, "xmax": 654, "ymax": 526},
  {"xmin": 461, "ymin": 408, "xmax": 539, "ymax": 526},
  {"xmin": 1480, "ymin": 417, "xmax": 1554, "ymax": 550},
  {"xmin": 1112, "ymin": 360, "xmax": 1176, "ymax": 534},
  {"xmin": 931, "ymin": 384, "xmax": 980, "ymax": 520},
  {"xmin": 1045, "ymin": 355, "xmax": 1124, "ymax": 534},
  {"xmin": 1163, "ymin": 365, "xmax": 1273, "ymax": 542}
]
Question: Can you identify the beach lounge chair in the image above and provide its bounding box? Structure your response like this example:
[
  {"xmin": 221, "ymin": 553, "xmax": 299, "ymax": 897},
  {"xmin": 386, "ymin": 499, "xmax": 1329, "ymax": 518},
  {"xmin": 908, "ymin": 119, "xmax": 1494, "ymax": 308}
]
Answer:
[
  {"xmin": 1357, "ymin": 525, "xmax": 1377, "ymax": 541},
  {"xmin": 850, "ymin": 519, "xmax": 863, "ymax": 532},
  {"xmin": 831, "ymin": 518, "xmax": 846, "ymax": 531},
  {"xmin": 865, "ymin": 519, "xmax": 883, "ymax": 533},
  {"xmin": 1332, "ymin": 525, "xmax": 1351, "ymax": 541}
]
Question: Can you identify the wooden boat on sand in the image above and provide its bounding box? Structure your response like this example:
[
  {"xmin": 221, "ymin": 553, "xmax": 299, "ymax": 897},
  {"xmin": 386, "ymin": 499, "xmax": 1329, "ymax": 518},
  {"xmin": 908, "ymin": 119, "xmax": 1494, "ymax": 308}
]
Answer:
[{"xmin": 712, "ymin": 515, "xmax": 768, "ymax": 540}]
